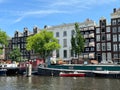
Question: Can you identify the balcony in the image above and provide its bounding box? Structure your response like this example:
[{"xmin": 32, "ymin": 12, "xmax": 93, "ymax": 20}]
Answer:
[
  {"xmin": 89, "ymin": 42, "xmax": 95, "ymax": 47},
  {"xmin": 84, "ymin": 35, "xmax": 89, "ymax": 38},
  {"xmin": 84, "ymin": 28, "xmax": 88, "ymax": 31},
  {"xmin": 89, "ymin": 53, "xmax": 95, "ymax": 58},
  {"xmin": 89, "ymin": 33, "xmax": 94, "ymax": 38},
  {"xmin": 84, "ymin": 54, "xmax": 88, "ymax": 58},
  {"xmin": 85, "ymin": 43, "xmax": 89, "ymax": 47},
  {"xmin": 89, "ymin": 27, "xmax": 94, "ymax": 30}
]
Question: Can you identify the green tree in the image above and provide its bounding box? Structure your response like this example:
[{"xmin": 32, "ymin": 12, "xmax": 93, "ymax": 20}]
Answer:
[
  {"xmin": 71, "ymin": 23, "xmax": 85, "ymax": 62},
  {"xmin": 9, "ymin": 47, "xmax": 21, "ymax": 62},
  {"xmin": 0, "ymin": 29, "xmax": 8, "ymax": 54},
  {"xmin": 26, "ymin": 30, "xmax": 61, "ymax": 62}
]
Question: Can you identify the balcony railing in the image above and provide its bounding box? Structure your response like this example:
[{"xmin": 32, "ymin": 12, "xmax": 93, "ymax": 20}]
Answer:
[
  {"xmin": 89, "ymin": 33, "xmax": 94, "ymax": 38},
  {"xmin": 84, "ymin": 35, "xmax": 89, "ymax": 38},
  {"xmin": 89, "ymin": 53, "xmax": 95, "ymax": 58},
  {"xmin": 89, "ymin": 42, "xmax": 95, "ymax": 47}
]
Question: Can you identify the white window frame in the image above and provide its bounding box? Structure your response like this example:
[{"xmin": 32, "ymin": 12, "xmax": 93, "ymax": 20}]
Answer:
[
  {"xmin": 107, "ymin": 43, "xmax": 111, "ymax": 51},
  {"xmin": 107, "ymin": 34, "xmax": 111, "ymax": 41},
  {"xmin": 112, "ymin": 20, "xmax": 116, "ymax": 25},
  {"xmin": 102, "ymin": 43, "xmax": 106, "ymax": 51},
  {"xmin": 96, "ymin": 43, "xmax": 100, "ymax": 51},
  {"xmin": 113, "ymin": 35, "xmax": 117, "ymax": 42},
  {"xmin": 107, "ymin": 53, "xmax": 111, "ymax": 61},
  {"xmin": 63, "ymin": 39, "xmax": 67, "ymax": 47},
  {"xmin": 112, "ymin": 27, "xmax": 117, "ymax": 33},
  {"xmin": 96, "ymin": 35, "xmax": 100, "ymax": 41},
  {"xmin": 96, "ymin": 28, "xmax": 100, "ymax": 34},
  {"xmin": 106, "ymin": 27, "xmax": 110, "ymax": 32},
  {"xmin": 113, "ymin": 44, "xmax": 117, "ymax": 51}
]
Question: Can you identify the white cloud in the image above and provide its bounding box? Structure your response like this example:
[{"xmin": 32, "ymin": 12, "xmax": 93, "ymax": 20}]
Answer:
[
  {"xmin": 8, "ymin": 0, "xmax": 119, "ymax": 23},
  {"xmin": 14, "ymin": 10, "xmax": 68, "ymax": 23},
  {"xmin": 50, "ymin": 0, "xmax": 117, "ymax": 8}
]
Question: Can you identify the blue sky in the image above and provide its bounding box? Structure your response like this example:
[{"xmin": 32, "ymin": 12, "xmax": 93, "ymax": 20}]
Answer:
[{"xmin": 0, "ymin": 0, "xmax": 120, "ymax": 37}]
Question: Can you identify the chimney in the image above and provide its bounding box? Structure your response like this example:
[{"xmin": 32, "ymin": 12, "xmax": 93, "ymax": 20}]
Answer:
[
  {"xmin": 44, "ymin": 25, "xmax": 47, "ymax": 29},
  {"xmin": 113, "ymin": 8, "xmax": 116, "ymax": 13}
]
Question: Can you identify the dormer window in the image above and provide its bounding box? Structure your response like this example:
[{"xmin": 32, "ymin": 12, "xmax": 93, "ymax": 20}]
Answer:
[
  {"xmin": 15, "ymin": 31, "xmax": 18, "ymax": 37},
  {"xmin": 118, "ymin": 19, "xmax": 120, "ymax": 24},
  {"xmin": 112, "ymin": 20, "xmax": 116, "ymax": 25},
  {"xmin": 24, "ymin": 30, "xmax": 28, "ymax": 36}
]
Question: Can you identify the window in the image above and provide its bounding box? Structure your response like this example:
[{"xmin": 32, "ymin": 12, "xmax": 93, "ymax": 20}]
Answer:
[
  {"xmin": 85, "ymin": 48, "xmax": 89, "ymax": 51},
  {"xmin": 18, "ymin": 38, "xmax": 20, "ymax": 42},
  {"xmin": 113, "ymin": 54, "xmax": 118, "ymax": 59},
  {"xmin": 101, "ymin": 34, "xmax": 106, "ymax": 41},
  {"xmin": 12, "ymin": 39, "xmax": 15, "ymax": 43},
  {"xmin": 63, "ymin": 39, "xmax": 67, "ymax": 47},
  {"xmin": 71, "ymin": 30, "xmax": 75, "ymax": 36},
  {"xmin": 85, "ymin": 32, "xmax": 89, "ymax": 34},
  {"xmin": 102, "ymin": 43, "xmax": 106, "ymax": 51},
  {"xmin": 113, "ymin": 35, "xmax": 117, "ymax": 42},
  {"xmin": 56, "ymin": 32, "xmax": 59, "ymax": 37},
  {"xmin": 63, "ymin": 50, "xmax": 67, "ymax": 58},
  {"xmin": 106, "ymin": 27, "xmax": 110, "ymax": 32},
  {"xmin": 56, "ymin": 50, "xmax": 59, "ymax": 58},
  {"xmin": 90, "ymin": 31, "xmax": 94, "ymax": 34},
  {"xmin": 13, "ymin": 44, "xmax": 15, "ymax": 49},
  {"xmin": 118, "ymin": 35, "xmax": 120, "ymax": 41},
  {"xmin": 118, "ymin": 26, "xmax": 120, "ymax": 32},
  {"xmin": 101, "ymin": 22, "xmax": 105, "ymax": 26},
  {"xmin": 107, "ymin": 34, "xmax": 111, "ymax": 41},
  {"xmin": 21, "ymin": 43, "xmax": 24, "ymax": 48},
  {"xmin": 63, "ymin": 31, "xmax": 67, "ymax": 36},
  {"xmin": 102, "ymin": 53, "xmax": 106, "ymax": 62},
  {"xmin": 90, "ymin": 47, "xmax": 94, "ymax": 51},
  {"xmin": 21, "ymin": 37, "xmax": 23, "ymax": 42},
  {"xmin": 118, "ymin": 19, "xmax": 120, "ymax": 24},
  {"xmin": 101, "ymin": 28, "xmax": 105, "ymax": 32},
  {"xmin": 112, "ymin": 27, "xmax": 117, "ymax": 33},
  {"xmin": 96, "ymin": 35, "xmax": 100, "ymax": 41},
  {"xmin": 113, "ymin": 44, "xmax": 117, "ymax": 51},
  {"xmin": 112, "ymin": 20, "xmax": 116, "ymax": 25},
  {"xmin": 96, "ymin": 43, "xmax": 100, "ymax": 51},
  {"xmin": 107, "ymin": 53, "xmax": 111, "ymax": 61},
  {"xmin": 85, "ymin": 39, "xmax": 89, "ymax": 43},
  {"xmin": 96, "ymin": 28, "xmax": 100, "ymax": 34},
  {"xmin": 90, "ymin": 39, "xmax": 94, "ymax": 42},
  {"xmin": 107, "ymin": 43, "xmax": 111, "ymax": 51},
  {"xmin": 119, "ymin": 44, "xmax": 120, "ymax": 51}
]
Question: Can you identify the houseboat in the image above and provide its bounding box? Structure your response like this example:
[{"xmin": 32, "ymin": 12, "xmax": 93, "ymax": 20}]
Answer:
[{"xmin": 37, "ymin": 64, "xmax": 120, "ymax": 78}]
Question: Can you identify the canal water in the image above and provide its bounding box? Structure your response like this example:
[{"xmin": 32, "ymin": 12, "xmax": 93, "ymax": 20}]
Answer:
[{"xmin": 0, "ymin": 76, "xmax": 120, "ymax": 90}]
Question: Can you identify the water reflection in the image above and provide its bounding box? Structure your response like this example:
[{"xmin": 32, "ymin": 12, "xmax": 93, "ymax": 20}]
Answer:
[{"xmin": 0, "ymin": 76, "xmax": 120, "ymax": 90}]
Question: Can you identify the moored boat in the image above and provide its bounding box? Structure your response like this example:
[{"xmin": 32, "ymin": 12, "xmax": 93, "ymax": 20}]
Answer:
[
  {"xmin": 37, "ymin": 64, "xmax": 120, "ymax": 78},
  {"xmin": 0, "ymin": 69, "xmax": 7, "ymax": 76}
]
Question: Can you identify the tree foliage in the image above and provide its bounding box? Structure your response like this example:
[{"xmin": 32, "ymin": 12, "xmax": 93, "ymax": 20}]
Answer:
[
  {"xmin": 9, "ymin": 47, "xmax": 21, "ymax": 62},
  {"xmin": 0, "ymin": 29, "xmax": 8, "ymax": 55},
  {"xmin": 71, "ymin": 23, "xmax": 85, "ymax": 60},
  {"xmin": 0, "ymin": 29, "xmax": 8, "ymax": 47},
  {"xmin": 26, "ymin": 30, "xmax": 61, "ymax": 61}
]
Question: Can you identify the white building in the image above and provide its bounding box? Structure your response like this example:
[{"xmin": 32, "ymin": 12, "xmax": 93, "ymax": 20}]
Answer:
[{"xmin": 46, "ymin": 19, "xmax": 96, "ymax": 62}]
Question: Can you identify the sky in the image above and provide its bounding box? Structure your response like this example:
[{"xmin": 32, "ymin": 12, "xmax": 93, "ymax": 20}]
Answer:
[{"xmin": 0, "ymin": 0, "xmax": 120, "ymax": 37}]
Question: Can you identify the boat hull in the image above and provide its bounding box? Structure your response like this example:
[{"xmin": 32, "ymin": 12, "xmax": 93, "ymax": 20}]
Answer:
[
  {"xmin": 37, "ymin": 64, "xmax": 120, "ymax": 78},
  {"xmin": 0, "ymin": 69, "xmax": 7, "ymax": 76},
  {"xmin": 37, "ymin": 67, "xmax": 94, "ymax": 77}
]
